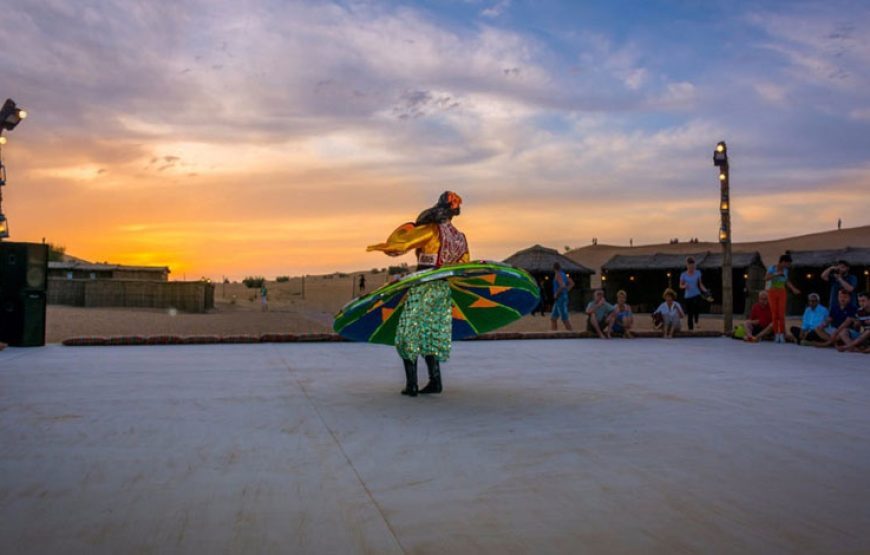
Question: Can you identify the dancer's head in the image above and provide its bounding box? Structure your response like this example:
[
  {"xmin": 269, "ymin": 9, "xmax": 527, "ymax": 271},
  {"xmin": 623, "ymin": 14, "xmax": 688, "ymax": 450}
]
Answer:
[{"xmin": 415, "ymin": 191, "xmax": 462, "ymax": 225}]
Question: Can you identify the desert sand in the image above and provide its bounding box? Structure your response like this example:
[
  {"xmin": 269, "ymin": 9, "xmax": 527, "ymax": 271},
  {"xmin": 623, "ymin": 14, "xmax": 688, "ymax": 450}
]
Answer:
[{"xmin": 45, "ymin": 226, "xmax": 864, "ymax": 342}]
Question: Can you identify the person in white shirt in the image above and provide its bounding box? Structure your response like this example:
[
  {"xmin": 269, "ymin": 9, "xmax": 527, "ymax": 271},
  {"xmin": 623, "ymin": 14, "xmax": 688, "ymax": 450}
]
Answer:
[{"xmin": 655, "ymin": 288, "xmax": 685, "ymax": 339}]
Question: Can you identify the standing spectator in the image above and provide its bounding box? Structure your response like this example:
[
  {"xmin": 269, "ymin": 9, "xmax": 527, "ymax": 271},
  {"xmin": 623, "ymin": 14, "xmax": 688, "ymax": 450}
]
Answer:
[
  {"xmin": 358, "ymin": 274, "xmax": 367, "ymax": 295},
  {"xmin": 605, "ymin": 290, "xmax": 634, "ymax": 338},
  {"xmin": 837, "ymin": 291, "xmax": 870, "ymax": 352},
  {"xmin": 744, "ymin": 290, "xmax": 774, "ymax": 342},
  {"xmin": 679, "ymin": 256, "xmax": 709, "ymax": 331},
  {"xmin": 260, "ymin": 283, "xmax": 269, "ymax": 312},
  {"xmin": 765, "ymin": 253, "xmax": 801, "ymax": 343},
  {"xmin": 654, "ymin": 288, "xmax": 684, "ymax": 339},
  {"xmin": 550, "ymin": 263, "xmax": 574, "ymax": 330},
  {"xmin": 533, "ymin": 277, "xmax": 548, "ymax": 316},
  {"xmin": 818, "ymin": 289, "xmax": 858, "ymax": 347},
  {"xmin": 821, "ymin": 260, "xmax": 857, "ymax": 309},
  {"xmin": 585, "ymin": 288, "xmax": 614, "ymax": 338},
  {"xmin": 789, "ymin": 293, "xmax": 829, "ymax": 345}
]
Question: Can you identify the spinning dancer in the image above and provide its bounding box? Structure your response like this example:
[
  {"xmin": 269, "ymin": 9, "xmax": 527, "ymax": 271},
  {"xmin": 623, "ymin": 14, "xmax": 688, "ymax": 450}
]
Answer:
[{"xmin": 367, "ymin": 191, "xmax": 469, "ymax": 396}]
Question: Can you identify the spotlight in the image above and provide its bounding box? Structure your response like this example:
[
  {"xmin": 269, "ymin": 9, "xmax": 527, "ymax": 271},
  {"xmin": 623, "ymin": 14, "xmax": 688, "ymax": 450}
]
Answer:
[
  {"xmin": 0, "ymin": 214, "xmax": 8, "ymax": 239},
  {"xmin": 719, "ymin": 227, "xmax": 728, "ymax": 242},
  {"xmin": 0, "ymin": 99, "xmax": 27, "ymax": 131},
  {"xmin": 720, "ymin": 200, "xmax": 729, "ymax": 211},
  {"xmin": 719, "ymin": 173, "xmax": 726, "ymax": 181},
  {"xmin": 0, "ymin": 136, "xmax": 6, "ymax": 145},
  {"xmin": 713, "ymin": 141, "xmax": 728, "ymax": 167}
]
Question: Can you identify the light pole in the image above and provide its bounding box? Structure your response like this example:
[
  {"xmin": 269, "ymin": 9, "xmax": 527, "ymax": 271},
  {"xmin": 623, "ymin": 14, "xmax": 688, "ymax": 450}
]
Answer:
[
  {"xmin": 713, "ymin": 141, "xmax": 732, "ymax": 334},
  {"xmin": 0, "ymin": 98, "xmax": 29, "ymax": 240}
]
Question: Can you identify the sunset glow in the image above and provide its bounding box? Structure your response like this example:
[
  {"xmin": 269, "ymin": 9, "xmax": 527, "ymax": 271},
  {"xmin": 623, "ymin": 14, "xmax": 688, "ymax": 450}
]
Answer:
[{"xmin": 1, "ymin": 1, "xmax": 868, "ymax": 279}]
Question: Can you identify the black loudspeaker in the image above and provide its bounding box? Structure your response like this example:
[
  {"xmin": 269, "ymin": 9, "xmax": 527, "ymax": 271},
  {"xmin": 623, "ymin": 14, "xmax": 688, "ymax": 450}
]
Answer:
[{"xmin": 0, "ymin": 242, "xmax": 49, "ymax": 347}]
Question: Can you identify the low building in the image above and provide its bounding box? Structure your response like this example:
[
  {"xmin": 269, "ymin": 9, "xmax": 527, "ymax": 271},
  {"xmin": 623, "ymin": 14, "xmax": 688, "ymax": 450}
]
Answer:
[
  {"xmin": 601, "ymin": 251, "xmax": 766, "ymax": 314},
  {"xmin": 47, "ymin": 261, "xmax": 213, "ymax": 313},
  {"xmin": 48, "ymin": 262, "xmax": 170, "ymax": 281},
  {"xmin": 503, "ymin": 244, "xmax": 596, "ymax": 311}
]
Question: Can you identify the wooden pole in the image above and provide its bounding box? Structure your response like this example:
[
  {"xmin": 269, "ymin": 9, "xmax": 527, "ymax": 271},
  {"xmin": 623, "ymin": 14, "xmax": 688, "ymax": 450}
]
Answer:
[{"xmin": 720, "ymin": 154, "xmax": 733, "ymax": 334}]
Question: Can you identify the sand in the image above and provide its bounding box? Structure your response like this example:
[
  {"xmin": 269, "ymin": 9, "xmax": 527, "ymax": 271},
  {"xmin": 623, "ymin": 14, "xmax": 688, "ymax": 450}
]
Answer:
[
  {"xmin": 46, "ymin": 225, "xmax": 863, "ymax": 343},
  {"xmin": 46, "ymin": 269, "xmax": 799, "ymax": 342}
]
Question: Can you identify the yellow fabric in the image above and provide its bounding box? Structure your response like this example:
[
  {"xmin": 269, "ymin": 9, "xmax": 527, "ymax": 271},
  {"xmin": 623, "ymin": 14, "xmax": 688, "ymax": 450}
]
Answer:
[{"xmin": 367, "ymin": 222, "xmax": 470, "ymax": 263}]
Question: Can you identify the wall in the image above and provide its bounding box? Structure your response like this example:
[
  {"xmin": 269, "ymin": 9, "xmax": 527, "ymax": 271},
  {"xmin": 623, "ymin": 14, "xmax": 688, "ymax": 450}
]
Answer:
[{"xmin": 48, "ymin": 279, "xmax": 214, "ymax": 313}]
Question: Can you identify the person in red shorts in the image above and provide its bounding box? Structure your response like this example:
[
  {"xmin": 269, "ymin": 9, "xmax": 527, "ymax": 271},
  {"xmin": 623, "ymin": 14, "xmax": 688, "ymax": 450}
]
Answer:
[{"xmin": 744, "ymin": 290, "xmax": 774, "ymax": 342}]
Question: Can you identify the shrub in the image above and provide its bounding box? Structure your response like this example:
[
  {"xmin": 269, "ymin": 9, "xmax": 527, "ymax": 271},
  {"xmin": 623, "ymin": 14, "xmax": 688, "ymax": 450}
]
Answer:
[
  {"xmin": 388, "ymin": 263, "xmax": 409, "ymax": 275},
  {"xmin": 276, "ymin": 276, "xmax": 290, "ymax": 283},
  {"xmin": 242, "ymin": 276, "xmax": 266, "ymax": 288}
]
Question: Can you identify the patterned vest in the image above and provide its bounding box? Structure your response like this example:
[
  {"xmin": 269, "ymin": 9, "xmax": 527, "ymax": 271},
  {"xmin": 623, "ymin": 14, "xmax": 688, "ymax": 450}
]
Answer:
[{"xmin": 417, "ymin": 222, "xmax": 467, "ymax": 267}]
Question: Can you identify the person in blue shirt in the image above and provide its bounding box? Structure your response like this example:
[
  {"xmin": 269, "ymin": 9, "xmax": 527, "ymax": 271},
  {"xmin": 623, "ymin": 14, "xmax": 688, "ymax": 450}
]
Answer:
[
  {"xmin": 679, "ymin": 256, "xmax": 710, "ymax": 331},
  {"xmin": 550, "ymin": 262, "xmax": 575, "ymax": 331},
  {"xmin": 821, "ymin": 259, "xmax": 857, "ymax": 309},
  {"xmin": 818, "ymin": 289, "xmax": 857, "ymax": 347},
  {"xmin": 789, "ymin": 293, "xmax": 829, "ymax": 345}
]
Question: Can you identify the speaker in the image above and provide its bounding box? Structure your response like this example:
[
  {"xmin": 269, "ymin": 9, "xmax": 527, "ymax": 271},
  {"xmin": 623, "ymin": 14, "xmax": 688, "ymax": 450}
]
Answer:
[{"xmin": 0, "ymin": 242, "xmax": 48, "ymax": 347}]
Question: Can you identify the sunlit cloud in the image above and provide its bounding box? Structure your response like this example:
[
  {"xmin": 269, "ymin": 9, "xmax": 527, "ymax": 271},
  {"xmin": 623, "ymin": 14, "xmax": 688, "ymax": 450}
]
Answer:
[{"xmin": 0, "ymin": 0, "xmax": 867, "ymax": 279}]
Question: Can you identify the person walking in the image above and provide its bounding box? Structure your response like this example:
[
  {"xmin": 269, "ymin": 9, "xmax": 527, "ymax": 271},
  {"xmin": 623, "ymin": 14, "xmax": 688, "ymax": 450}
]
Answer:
[
  {"xmin": 259, "ymin": 283, "xmax": 269, "ymax": 312},
  {"xmin": 358, "ymin": 274, "xmax": 366, "ymax": 295},
  {"xmin": 550, "ymin": 262, "xmax": 574, "ymax": 330},
  {"xmin": 765, "ymin": 253, "xmax": 801, "ymax": 343},
  {"xmin": 679, "ymin": 256, "xmax": 709, "ymax": 331}
]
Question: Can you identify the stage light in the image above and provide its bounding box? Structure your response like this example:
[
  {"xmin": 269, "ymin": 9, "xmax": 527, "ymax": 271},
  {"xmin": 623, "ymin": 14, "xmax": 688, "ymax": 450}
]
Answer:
[
  {"xmin": 719, "ymin": 173, "xmax": 726, "ymax": 181},
  {"xmin": 713, "ymin": 141, "xmax": 728, "ymax": 167},
  {"xmin": 0, "ymin": 99, "xmax": 27, "ymax": 131},
  {"xmin": 0, "ymin": 136, "xmax": 6, "ymax": 145},
  {"xmin": 721, "ymin": 200, "xmax": 729, "ymax": 211},
  {"xmin": 0, "ymin": 214, "xmax": 8, "ymax": 239},
  {"xmin": 719, "ymin": 227, "xmax": 728, "ymax": 242}
]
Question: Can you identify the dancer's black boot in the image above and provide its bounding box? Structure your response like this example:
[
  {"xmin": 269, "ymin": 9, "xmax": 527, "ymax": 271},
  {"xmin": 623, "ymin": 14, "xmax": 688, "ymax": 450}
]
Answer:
[
  {"xmin": 401, "ymin": 358, "xmax": 418, "ymax": 397},
  {"xmin": 420, "ymin": 355, "xmax": 443, "ymax": 394}
]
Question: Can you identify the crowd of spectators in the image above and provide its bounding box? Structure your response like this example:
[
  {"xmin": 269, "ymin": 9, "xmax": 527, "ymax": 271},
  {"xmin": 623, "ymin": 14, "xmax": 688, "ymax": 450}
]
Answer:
[{"xmin": 543, "ymin": 257, "xmax": 868, "ymax": 353}]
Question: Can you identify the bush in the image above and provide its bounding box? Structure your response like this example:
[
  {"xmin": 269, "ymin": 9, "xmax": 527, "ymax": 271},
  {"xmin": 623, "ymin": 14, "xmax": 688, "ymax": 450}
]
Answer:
[
  {"xmin": 48, "ymin": 243, "xmax": 66, "ymax": 262},
  {"xmin": 388, "ymin": 263, "xmax": 409, "ymax": 275},
  {"xmin": 276, "ymin": 276, "xmax": 290, "ymax": 283},
  {"xmin": 242, "ymin": 276, "xmax": 266, "ymax": 288}
]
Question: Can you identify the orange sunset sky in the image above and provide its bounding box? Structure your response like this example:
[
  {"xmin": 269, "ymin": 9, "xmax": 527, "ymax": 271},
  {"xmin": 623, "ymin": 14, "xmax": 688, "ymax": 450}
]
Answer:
[{"xmin": 1, "ymin": 1, "xmax": 868, "ymax": 280}]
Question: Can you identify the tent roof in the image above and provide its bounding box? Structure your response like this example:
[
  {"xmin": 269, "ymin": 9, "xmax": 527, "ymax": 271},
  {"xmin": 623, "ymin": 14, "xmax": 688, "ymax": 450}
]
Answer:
[{"xmin": 504, "ymin": 244, "xmax": 595, "ymax": 274}]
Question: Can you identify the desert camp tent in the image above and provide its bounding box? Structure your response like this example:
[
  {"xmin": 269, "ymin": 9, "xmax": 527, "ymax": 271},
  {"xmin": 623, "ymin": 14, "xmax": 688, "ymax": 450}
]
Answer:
[
  {"xmin": 600, "ymin": 251, "xmax": 765, "ymax": 314},
  {"xmin": 504, "ymin": 245, "xmax": 596, "ymax": 311},
  {"xmin": 780, "ymin": 247, "xmax": 870, "ymax": 314}
]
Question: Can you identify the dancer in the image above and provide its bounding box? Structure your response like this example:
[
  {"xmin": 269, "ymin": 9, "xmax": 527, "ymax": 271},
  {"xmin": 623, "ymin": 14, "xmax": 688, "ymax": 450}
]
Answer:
[{"xmin": 367, "ymin": 191, "xmax": 469, "ymax": 396}]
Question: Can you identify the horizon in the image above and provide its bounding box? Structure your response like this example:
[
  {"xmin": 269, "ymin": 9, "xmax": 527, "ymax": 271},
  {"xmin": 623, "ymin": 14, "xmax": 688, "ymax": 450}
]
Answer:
[{"xmin": 2, "ymin": 0, "xmax": 869, "ymax": 279}]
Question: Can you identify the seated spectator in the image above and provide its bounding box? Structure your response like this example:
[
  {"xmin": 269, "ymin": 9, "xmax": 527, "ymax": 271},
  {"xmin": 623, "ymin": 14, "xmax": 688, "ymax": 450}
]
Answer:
[
  {"xmin": 818, "ymin": 289, "xmax": 858, "ymax": 347},
  {"xmin": 836, "ymin": 291, "xmax": 870, "ymax": 353},
  {"xmin": 605, "ymin": 290, "xmax": 634, "ymax": 338},
  {"xmin": 585, "ymin": 288, "xmax": 614, "ymax": 339},
  {"xmin": 654, "ymin": 288, "xmax": 684, "ymax": 339},
  {"xmin": 789, "ymin": 293, "xmax": 829, "ymax": 345},
  {"xmin": 744, "ymin": 291, "xmax": 773, "ymax": 342}
]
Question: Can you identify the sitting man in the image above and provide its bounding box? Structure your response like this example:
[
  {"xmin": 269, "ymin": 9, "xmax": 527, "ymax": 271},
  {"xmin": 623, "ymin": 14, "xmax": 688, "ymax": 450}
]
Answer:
[
  {"xmin": 744, "ymin": 290, "xmax": 773, "ymax": 342},
  {"xmin": 789, "ymin": 293, "xmax": 829, "ymax": 345},
  {"xmin": 585, "ymin": 288, "xmax": 614, "ymax": 339},
  {"xmin": 836, "ymin": 291, "xmax": 870, "ymax": 353},
  {"xmin": 818, "ymin": 289, "xmax": 857, "ymax": 348}
]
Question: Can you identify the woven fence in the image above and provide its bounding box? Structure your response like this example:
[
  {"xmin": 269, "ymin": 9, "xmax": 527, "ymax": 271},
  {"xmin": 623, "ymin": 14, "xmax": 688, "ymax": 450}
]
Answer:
[{"xmin": 48, "ymin": 279, "xmax": 215, "ymax": 313}]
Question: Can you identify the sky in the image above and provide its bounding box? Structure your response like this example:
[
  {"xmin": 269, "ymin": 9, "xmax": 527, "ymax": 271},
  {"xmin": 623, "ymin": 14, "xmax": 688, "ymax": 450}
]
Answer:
[{"xmin": 1, "ymin": 0, "xmax": 868, "ymax": 279}]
